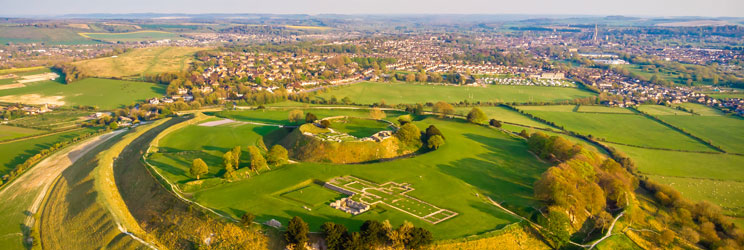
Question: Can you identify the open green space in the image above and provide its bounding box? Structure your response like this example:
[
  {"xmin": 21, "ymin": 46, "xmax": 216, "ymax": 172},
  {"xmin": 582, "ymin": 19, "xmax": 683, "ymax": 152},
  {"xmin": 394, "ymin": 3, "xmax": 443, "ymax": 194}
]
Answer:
[
  {"xmin": 151, "ymin": 109, "xmax": 549, "ymax": 239},
  {"xmin": 637, "ymin": 105, "xmax": 693, "ymax": 116},
  {"xmin": 0, "ymin": 127, "xmax": 98, "ymax": 177},
  {"xmin": 314, "ymin": 82, "xmax": 596, "ymax": 105},
  {"xmin": 672, "ymin": 102, "xmax": 725, "ymax": 116},
  {"xmin": 452, "ymin": 106, "xmax": 551, "ymax": 129},
  {"xmin": 328, "ymin": 117, "xmax": 393, "ymax": 138},
  {"xmin": 577, "ymin": 105, "xmax": 634, "ymax": 114},
  {"xmin": 0, "ymin": 26, "xmax": 99, "ymax": 45},
  {"xmin": 281, "ymin": 184, "xmax": 344, "ymax": 207},
  {"xmin": 72, "ymin": 46, "xmax": 204, "ymax": 78},
  {"xmin": 5, "ymin": 110, "xmax": 91, "ymax": 130},
  {"xmin": 0, "ymin": 78, "xmax": 165, "ymax": 109},
  {"xmin": 79, "ymin": 30, "xmax": 182, "ymax": 42},
  {"xmin": 656, "ymin": 115, "xmax": 744, "ymax": 154},
  {"xmin": 519, "ymin": 106, "xmax": 712, "ymax": 151},
  {"xmin": 0, "ymin": 125, "xmax": 45, "ymax": 141},
  {"xmin": 215, "ymin": 108, "xmax": 407, "ymax": 126}
]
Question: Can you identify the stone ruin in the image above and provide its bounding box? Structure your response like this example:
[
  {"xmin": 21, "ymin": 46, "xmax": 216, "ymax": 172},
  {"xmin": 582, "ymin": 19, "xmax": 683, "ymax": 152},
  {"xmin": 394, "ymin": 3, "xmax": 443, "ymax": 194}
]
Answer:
[{"xmin": 330, "ymin": 197, "xmax": 370, "ymax": 215}]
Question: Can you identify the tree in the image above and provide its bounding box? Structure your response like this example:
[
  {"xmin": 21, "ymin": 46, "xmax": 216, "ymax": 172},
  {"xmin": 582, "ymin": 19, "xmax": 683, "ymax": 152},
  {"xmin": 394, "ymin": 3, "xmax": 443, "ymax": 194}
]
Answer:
[
  {"xmin": 305, "ymin": 112, "xmax": 318, "ymax": 123},
  {"xmin": 320, "ymin": 119, "xmax": 331, "ymax": 128},
  {"xmin": 240, "ymin": 212, "xmax": 255, "ymax": 226},
  {"xmin": 267, "ymin": 145, "xmax": 289, "ymax": 166},
  {"xmin": 109, "ymin": 122, "xmax": 118, "ymax": 130},
  {"xmin": 405, "ymin": 73, "xmax": 415, "ymax": 82},
  {"xmin": 321, "ymin": 222, "xmax": 349, "ymax": 250},
  {"xmin": 231, "ymin": 146, "xmax": 241, "ymax": 169},
  {"xmin": 397, "ymin": 114, "xmax": 413, "ymax": 125},
  {"xmin": 289, "ymin": 110, "xmax": 304, "ymax": 123},
  {"xmin": 222, "ymin": 151, "xmax": 234, "ymax": 170},
  {"xmin": 489, "ymin": 119, "xmax": 502, "ymax": 128},
  {"xmin": 247, "ymin": 146, "xmax": 267, "ymax": 173},
  {"xmin": 427, "ymin": 135, "xmax": 444, "ymax": 150},
  {"xmin": 519, "ymin": 129, "xmax": 529, "ymax": 138},
  {"xmin": 432, "ymin": 101, "xmax": 454, "ymax": 117},
  {"xmin": 395, "ymin": 123, "xmax": 422, "ymax": 146},
  {"xmin": 343, "ymin": 232, "xmax": 365, "ymax": 250},
  {"xmin": 341, "ymin": 96, "xmax": 352, "ymax": 104},
  {"xmin": 369, "ymin": 107, "xmax": 386, "ymax": 119},
  {"xmin": 361, "ymin": 220, "xmax": 387, "ymax": 247},
  {"xmin": 659, "ymin": 229, "xmax": 675, "ymax": 245},
  {"xmin": 285, "ymin": 216, "xmax": 309, "ymax": 250},
  {"xmin": 425, "ymin": 125, "xmax": 444, "ymax": 140},
  {"xmin": 407, "ymin": 227, "xmax": 433, "ymax": 249},
  {"xmin": 389, "ymin": 221, "xmax": 413, "ymax": 249},
  {"xmin": 190, "ymin": 158, "xmax": 208, "ymax": 180},
  {"xmin": 466, "ymin": 107, "xmax": 487, "ymax": 124},
  {"xmin": 540, "ymin": 209, "xmax": 571, "ymax": 249}
]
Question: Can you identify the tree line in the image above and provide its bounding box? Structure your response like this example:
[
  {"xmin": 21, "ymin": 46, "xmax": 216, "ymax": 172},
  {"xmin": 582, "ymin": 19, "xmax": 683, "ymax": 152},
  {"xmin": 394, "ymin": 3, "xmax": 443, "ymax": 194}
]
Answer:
[{"xmin": 282, "ymin": 216, "xmax": 432, "ymax": 250}]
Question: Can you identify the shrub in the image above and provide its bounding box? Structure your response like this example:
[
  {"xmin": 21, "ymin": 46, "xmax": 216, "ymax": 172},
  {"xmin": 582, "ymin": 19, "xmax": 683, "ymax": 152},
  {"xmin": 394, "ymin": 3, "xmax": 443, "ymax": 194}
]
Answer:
[
  {"xmin": 427, "ymin": 135, "xmax": 444, "ymax": 150},
  {"xmin": 466, "ymin": 107, "xmax": 488, "ymax": 124}
]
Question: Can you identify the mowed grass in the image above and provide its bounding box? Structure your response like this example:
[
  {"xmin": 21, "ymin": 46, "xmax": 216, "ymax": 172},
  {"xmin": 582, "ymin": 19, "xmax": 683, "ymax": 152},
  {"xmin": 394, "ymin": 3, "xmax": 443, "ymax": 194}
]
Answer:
[
  {"xmin": 329, "ymin": 117, "xmax": 392, "ymax": 137},
  {"xmin": 637, "ymin": 105, "xmax": 693, "ymax": 116},
  {"xmin": 73, "ymin": 46, "xmax": 205, "ymax": 78},
  {"xmin": 657, "ymin": 115, "xmax": 744, "ymax": 154},
  {"xmin": 315, "ymin": 82, "xmax": 596, "ymax": 105},
  {"xmin": 0, "ymin": 78, "xmax": 165, "ymax": 109},
  {"xmin": 79, "ymin": 30, "xmax": 182, "ymax": 42},
  {"xmin": 150, "ymin": 120, "xmax": 280, "ymax": 184},
  {"xmin": 179, "ymin": 112, "xmax": 550, "ymax": 239},
  {"xmin": 0, "ymin": 125, "xmax": 45, "ymax": 141},
  {"xmin": 518, "ymin": 106, "xmax": 712, "ymax": 151},
  {"xmin": 452, "ymin": 106, "xmax": 551, "ymax": 129},
  {"xmin": 0, "ymin": 128, "xmax": 98, "ymax": 176},
  {"xmin": 281, "ymin": 184, "xmax": 344, "ymax": 207}
]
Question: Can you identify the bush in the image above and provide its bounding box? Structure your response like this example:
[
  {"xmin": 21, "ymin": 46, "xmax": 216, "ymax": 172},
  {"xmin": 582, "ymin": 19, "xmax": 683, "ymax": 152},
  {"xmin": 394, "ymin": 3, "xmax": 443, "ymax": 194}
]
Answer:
[
  {"xmin": 320, "ymin": 120, "xmax": 331, "ymax": 128},
  {"xmin": 395, "ymin": 123, "xmax": 422, "ymax": 146},
  {"xmin": 267, "ymin": 145, "xmax": 289, "ymax": 166},
  {"xmin": 466, "ymin": 107, "xmax": 488, "ymax": 124},
  {"xmin": 489, "ymin": 119, "xmax": 502, "ymax": 128},
  {"xmin": 427, "ymin": 135, "xmax": 444, "ymax": 150},
  {"xmin": 305, "ymin": 113, "xmax": 318, "ymax": 123}
]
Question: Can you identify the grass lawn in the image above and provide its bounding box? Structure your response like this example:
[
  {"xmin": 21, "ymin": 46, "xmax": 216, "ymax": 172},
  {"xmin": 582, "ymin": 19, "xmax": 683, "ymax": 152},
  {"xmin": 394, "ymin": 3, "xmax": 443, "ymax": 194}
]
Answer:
[
  {"xmin": 314, "ymin": 82, "xmax": 596, "ymax": 105},
  {"xmin": 577, "ymin": 105, "xmax": 634, "ymax": 114},
  {"xmin": 328, "ymin": 117, "xmax": 392, "ymax": 138},
  {"xmin": 152, "ymin": 110, "xmax": 549, "ymax": 239},
  {"xmin": 0, "ymin": 78, "xmax": 165, "ymax": 109},
  {"xmin": 0, "ymin": 127, "xmax": 99, "ymax": 176},
  {"xmin": 0, "ymin": 125, "xmax": 45, "ymax": 141},
  {"xmin": 280, "ymin": 184, "xmax": 344, "ymax": 207},
  {"xmin": 519, "ymin": 106, "xmax": 712, "ymax": 151},
  {"xmin": 73, "ymin": 46, "xmax": 205, "ymax": 78},
  {"xmin": 656, "ymin": 115, "xmax": 744, "ymax": 154},
  {"xmin": 452, "ymin": 106, "xmax": 551, "ymax": 129},
  {"xmin": 79, "ymin": 30, "xmax": 182, "ymax": 42}
]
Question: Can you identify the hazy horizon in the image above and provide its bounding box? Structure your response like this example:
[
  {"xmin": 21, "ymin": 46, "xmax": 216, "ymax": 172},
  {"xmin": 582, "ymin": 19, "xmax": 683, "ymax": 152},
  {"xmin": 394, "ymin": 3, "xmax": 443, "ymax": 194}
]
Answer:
[{"xmin": 1, "ymin": 0, "xmax": 743, "ymax": 18}]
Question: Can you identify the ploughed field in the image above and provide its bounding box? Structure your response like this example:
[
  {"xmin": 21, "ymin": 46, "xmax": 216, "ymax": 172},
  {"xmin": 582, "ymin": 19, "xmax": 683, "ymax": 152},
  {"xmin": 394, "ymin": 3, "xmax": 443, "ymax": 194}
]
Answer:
[
  {"xmin": 147, "ymin": 108, "xmax": 550, "ymax": 239},
  {"xmin": 314, "ymin": 81, "xmax": 596, "ymax": 105}
]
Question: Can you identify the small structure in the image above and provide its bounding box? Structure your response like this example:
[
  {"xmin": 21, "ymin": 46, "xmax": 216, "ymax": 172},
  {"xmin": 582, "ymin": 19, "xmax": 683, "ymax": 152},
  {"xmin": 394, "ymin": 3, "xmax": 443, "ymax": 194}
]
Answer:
[
  {"xmin": 265, "ymin": 219, "xmax": 282, "ymax": 228},
  {"xmin": 330, "ymin": 197, "xmax": 370, "ymax": 215}
]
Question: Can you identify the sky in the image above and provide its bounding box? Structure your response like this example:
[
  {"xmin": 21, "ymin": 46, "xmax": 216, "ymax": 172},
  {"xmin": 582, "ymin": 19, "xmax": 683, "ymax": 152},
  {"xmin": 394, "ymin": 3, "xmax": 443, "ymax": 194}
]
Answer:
[{"xmin": 1, "ymin": 0, "xmax": 743, "ymax": 17}]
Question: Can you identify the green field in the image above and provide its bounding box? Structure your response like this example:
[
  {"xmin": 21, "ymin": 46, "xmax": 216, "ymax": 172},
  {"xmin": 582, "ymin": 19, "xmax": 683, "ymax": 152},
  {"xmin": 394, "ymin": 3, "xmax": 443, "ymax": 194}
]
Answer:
[
  {"xmin": 637, "ymin": 105, "xmax": 693, "ymax": 116},
  {"xmin": 79, "ymin": 30, "xmax": 182, "ymax": 42},
  {"xmin": 281, "ymin": 184, "xmax": 344, "ymax": 207},
  {"xmin": 656, "ymin": 115, "xmax": 744, "ymax": 154},
  {"xmin": 0, "ymin": 26, "xmax": 99, "ymax": 45},
  {"xmin": 0, "ymin": 78, "xmax": 165, "ymax": 109},
  {"xmin": 577, "ymin": 105, "xmax": 634, "ymax": 114},
  {"xmin": 314, "ymin": 82, "xmax": 596, "ymax": 105},
  {"xmin": 73, "ymin": 46, "xmax": 204, "ymax": 78},
  {"xmin": 452, "ymin": 106, "xmax": 551, "ymax": 129},
  {"xmin": 518, "ymin": 106, "xmax": 712, "ymax": 151},
  {"xmin": 0, "ymin": 127, "xmax": 98, "ymax": 176},
  {"xmin": 150, "ymin": 109, "xmax": 549, "ymax": 239},
  {"xmin": 4, "ymin": 110, "xmax": 91, "ymax": 130},
  {"xmin": 672, "ymin": 102, "xmax": 725, "ymax": 116},
  {"xmin": 328, "ymin": 117, "xmax": 393, "ymax": 138},
  {"xmin": 215, "ymin": 108, "xmax": 407, "ymax": 126},
  {"xmin": 0, "ymin": 125, "xmax": 45, "ymax": 141}
]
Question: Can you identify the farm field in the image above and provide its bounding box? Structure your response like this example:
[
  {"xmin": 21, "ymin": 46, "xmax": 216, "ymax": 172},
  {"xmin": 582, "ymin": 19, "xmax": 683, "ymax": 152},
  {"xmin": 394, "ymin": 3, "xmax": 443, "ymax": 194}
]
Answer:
[
  {"xmin": 4, "ymin": 110, "xmax": 91, "ymax": 130},
  {"xmin": 0, "ymin": 125, "xmax": 45, "ymax": 141},
  {"xmin": 151, "ymin": 110, "xmax": 550, "ymax": 239},
  {"xmin": 0, "ymin": 26, "xmax": 99, "ymax": 45},
  {"xmin": 78, "ymin": 30, "xmax": 182, "ymax": 42},
  {"xmin": 0, "ymin": 78, "xmax": 165, "ymax": 109},
  {"xmin": 314, "ymin": 82, "xmax": 596, "ymax": 105},
  {"xmin": 518, "ymin": 105, "xmax": 712, "ymax": 151},
  {"xmin": 72, "ymin": 46, "xmax": 205, "ymax": 78},
  {"xmin": 0, "ymin": 127, "xmax": 99, "ymax": 176},
  {"xmin": 637, "ymin": 104, "xmax": 693, "ymax": 116},
  {"xmin": 672, "ymin": 102, "xmax": 725, "ymax": 116},
  {"xmin": 657, "ymin": 115, "xmax": 744, "ymax": 154},
  {"xmin": 215, "ymin": 108, "xmax": 407, "ymax": 126},
  {"xmin": 577, "ymin": 105, "xmax": 634, "ymax": 114},
  {"xmin": 608, "ymin": 143, "xmax": 744, "ymax": 217},
  {"xmin": 452, "ymin": 106, "xmax": 551, "ymax": 129}
]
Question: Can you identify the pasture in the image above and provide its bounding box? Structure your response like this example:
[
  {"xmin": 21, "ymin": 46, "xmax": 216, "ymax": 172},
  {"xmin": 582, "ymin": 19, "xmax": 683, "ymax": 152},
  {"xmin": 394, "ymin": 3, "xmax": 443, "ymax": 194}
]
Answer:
[
  {"xmin": 0, "ymin": 26, "xmax": 99, "ymax": 45},
  {"xmin": 518, "ymin": 106, "xmax": 712, "ymax": 151},
  {"xmin": 314, "ymin": 82, "xmax": 596, "ymax": 105},
  {"xmin": 0, "ymin": 127, "xmax": 98, "ymax": 177},
  {"xmin": 0, "ymin": 125, "xmax": 45, "ymax": 141},
  {"xmin": 657, "ymin": 115, "xmax": 744, "ymax": 154},
  {"xmin": 672, "ymin": 102, "xmax": 725, "ymax": 116},
  {"xmin": 173, "ymin": 111, "xmax": 550, "ymax": 239},
  {"xmin": 577, "ymin": 105, "xmax": 634, "ymax": 114},
  {"xmin": 0, "ymin": 78, "xmax": 165, "ymax": 109},
  {"xmin": 78, "ymin": 30, "xmax": 182, "ymax": 42},
  {"xmin": 452, "ymin": 106, "xmax": 551, "ymax": 129},
  {"xmin": 72, "ymin": 46, "xmax": 205, "ymax": 78},
  {"xmin": 4, "ymin": 110, "xmax": 91, "ymax": 130},
  {"xmin": 637, "ymin": 105, "xmax": 693, "ymax": 116},
  {"xmin": 328, "ymin": 117, "xmax": 393, "ymax": 138}
]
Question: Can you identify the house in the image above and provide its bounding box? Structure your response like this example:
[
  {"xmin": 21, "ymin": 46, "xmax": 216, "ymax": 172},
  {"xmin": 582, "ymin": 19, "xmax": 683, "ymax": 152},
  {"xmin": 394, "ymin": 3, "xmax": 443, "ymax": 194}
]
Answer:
[{"xmin": 148, "ymin": 98, "xmax": 160, "ymax": 105}]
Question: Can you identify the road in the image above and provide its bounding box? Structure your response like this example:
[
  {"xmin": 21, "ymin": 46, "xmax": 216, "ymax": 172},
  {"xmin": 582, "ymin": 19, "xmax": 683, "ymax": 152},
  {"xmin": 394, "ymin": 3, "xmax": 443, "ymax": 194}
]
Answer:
[{"xmin": 0, "ymin": 130, "xmax": 123, "ymax": 249}]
